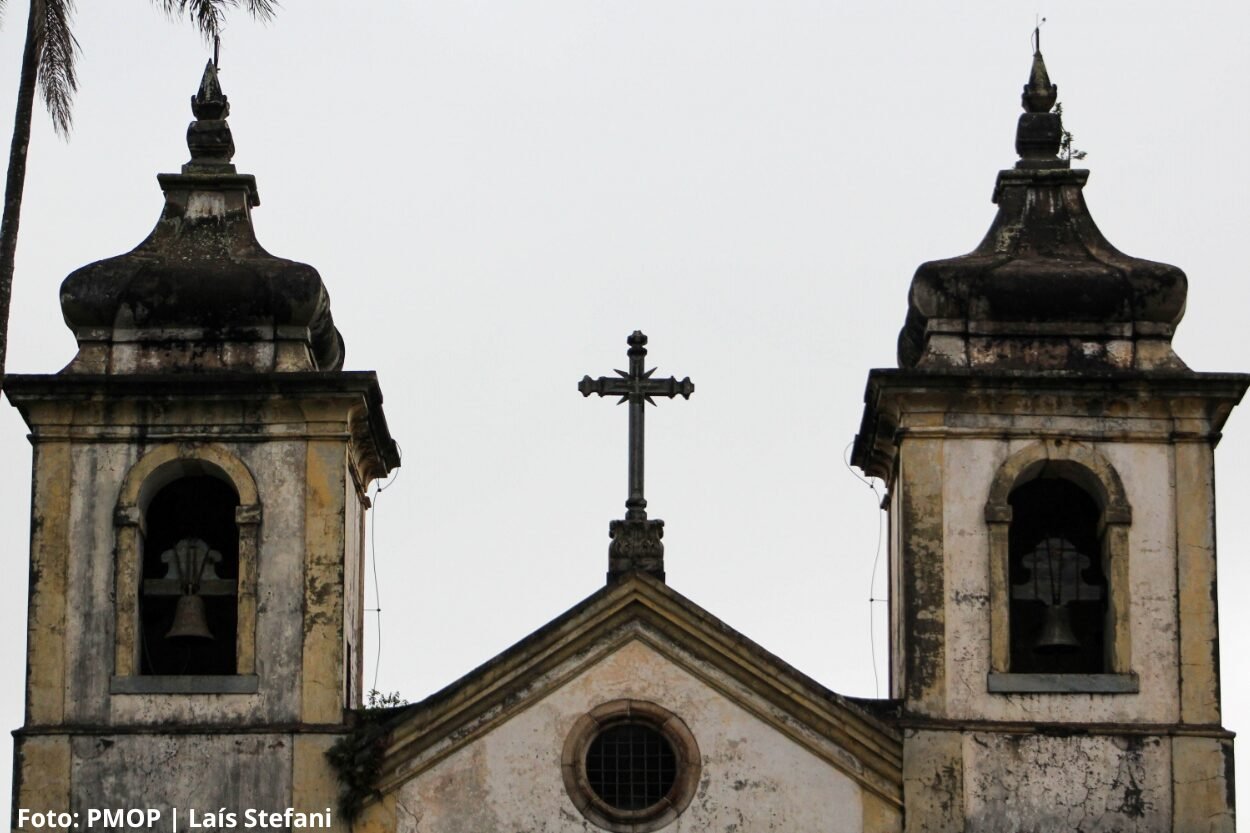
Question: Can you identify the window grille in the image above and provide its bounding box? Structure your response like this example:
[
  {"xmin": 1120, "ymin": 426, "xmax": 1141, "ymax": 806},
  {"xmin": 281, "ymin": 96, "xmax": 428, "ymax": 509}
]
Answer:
[{"xmin": 585, "ymin": 723, "xmax": 677, "ymax": 811}]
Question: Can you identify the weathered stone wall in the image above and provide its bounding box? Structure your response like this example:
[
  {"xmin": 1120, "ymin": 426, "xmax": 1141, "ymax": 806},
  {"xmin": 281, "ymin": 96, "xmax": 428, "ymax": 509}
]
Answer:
[
  {"xmin": 963, "ymin": 732, "xmax": 1171, "ymax": 831},
  {"xmin": 343, "ymin": 471, "xmax": 366, "ymax": 710},
  {"xmin": 939, "ymin": 436, "xmax": 1179, "ymax": 724},
  {"xmin": 900, "ymin": 730, "xmax": 962, "ymax": 833},
  {"xmin": 389, "ymin": 638, "xmax": 899, "ymax": 833},
  {"xmin": 888, "ymin": 485, "xmax": 905, "ymax": 701},
  {"xmin": 897, "ymin": 438, "xmax": 946, "ymax": 715},
  {"xmin": 871, "ymin": 380, "xmax": 1240, "ymax": 833},
  {"xmin": 301, "ymin": 435, "xmax": 349, "ymax": 725},
  {"xmin": 8, "ymin": 380, "xmax": 388, "ymax": 828},
  {"xmin": 953, "ymin": 731, "xmax": 1233, "ymax": 832},
  {"xmin": 878, "ymin": 387, "xmax": 1235, "ymax": 726},
  {"xmin": 55, "ymin": 433, "xmax": 311, "ymax": 726},
  {"xmin": 69, "ymin": 735, "xmax": 295, "ymax": 833},
  {"xmin": 15, "ymin": 391, "xmax": 378, "ymax": 725}
]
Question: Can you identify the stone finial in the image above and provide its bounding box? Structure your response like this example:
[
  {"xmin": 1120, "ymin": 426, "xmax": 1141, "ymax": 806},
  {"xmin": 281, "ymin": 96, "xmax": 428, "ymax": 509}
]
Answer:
[
  {"xmin": 1015, "ymin": 42, "xmax": 1063, "ymax": 167},
  {"xmin": 608, "ymin": 518, "xmax": 666, "ymax": 583},
  {"xmin": 192, "ymin": 60, "xmax": 229, "ymax": 119},
  {"xmin": 56, "ymin": 59, "xmax": 347, "ymax": 376},
  {"xmin": 186, "ymin": 60, "xmax": 236, "ymax": 171},
  {"xmin": 894, "ymin": 42, "xmax": 1188, "ymax": 374},
  {"xmin": 1021, "ymin": 45, "xmax": 1057, "ymax": 113}
]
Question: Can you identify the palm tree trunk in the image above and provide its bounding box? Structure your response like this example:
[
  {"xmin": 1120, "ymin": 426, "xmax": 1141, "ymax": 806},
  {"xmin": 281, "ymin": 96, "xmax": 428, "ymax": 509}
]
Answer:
[{"xmin": 0, "ymin": 0, "xmax": 44, "ymax": 388}]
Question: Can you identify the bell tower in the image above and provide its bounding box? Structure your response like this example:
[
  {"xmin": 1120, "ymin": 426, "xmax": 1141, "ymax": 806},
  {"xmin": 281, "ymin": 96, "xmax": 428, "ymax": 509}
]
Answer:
[
  {"xmin": 5, "ymin": 63, "xmax": 398, "ymax": 823},
  {"xmin": 853, "ymin": 46, "xmax": 1246, "ymax": 832}
]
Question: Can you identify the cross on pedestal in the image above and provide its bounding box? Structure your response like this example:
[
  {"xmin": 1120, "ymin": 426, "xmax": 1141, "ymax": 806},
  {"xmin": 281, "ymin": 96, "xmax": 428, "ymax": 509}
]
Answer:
[{"xmin": 580, "ymin": 330, "xmax": 694, "ymax": 583}]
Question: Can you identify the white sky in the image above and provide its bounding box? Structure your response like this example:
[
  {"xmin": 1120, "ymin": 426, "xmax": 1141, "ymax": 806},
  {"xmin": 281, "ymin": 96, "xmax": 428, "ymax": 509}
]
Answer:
[{"xmin": 1, "ymin": 0, "xmax": 1248, "ymax": 814}]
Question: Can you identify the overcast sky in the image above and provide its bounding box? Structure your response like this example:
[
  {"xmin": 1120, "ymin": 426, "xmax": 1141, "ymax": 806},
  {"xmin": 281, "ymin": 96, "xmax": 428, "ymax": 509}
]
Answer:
[{"xmin": 0, "ymin": 0, "xmax": 1247, "ymax": 812}]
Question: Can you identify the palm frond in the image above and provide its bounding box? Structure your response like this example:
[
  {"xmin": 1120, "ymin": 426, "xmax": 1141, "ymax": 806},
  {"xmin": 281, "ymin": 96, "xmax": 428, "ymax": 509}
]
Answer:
[
  {"xmin": 157, "ymin": 0, "xmax": 222, "ymax": 41},
  {"xmin": 244, "ymin": 0, "xmax": 276, "ymax": 23},
  {"xmin": 153, "ymin": 0, "xmax": 276, "ymax": 42},
  {"xmin": 35, "ymin": 0, "xmax": 81, "ymax": 137}
]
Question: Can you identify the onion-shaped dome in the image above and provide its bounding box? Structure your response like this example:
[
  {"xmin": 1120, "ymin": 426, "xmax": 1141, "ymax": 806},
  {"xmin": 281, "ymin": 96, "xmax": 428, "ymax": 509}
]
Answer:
[
  {"xmin": 59, "ymin": 61, "xmax": 344, "ymax": 374},
  {"xmin": 897, "ymin": 49, "xmax": 1186, "ymax": 372}
]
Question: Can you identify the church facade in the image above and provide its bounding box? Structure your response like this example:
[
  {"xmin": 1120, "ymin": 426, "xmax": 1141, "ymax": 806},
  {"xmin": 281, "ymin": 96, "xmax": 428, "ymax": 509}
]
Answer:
[{"xmin": 6, "ymin": 48, "xmax": 1244, "ymax": 833}]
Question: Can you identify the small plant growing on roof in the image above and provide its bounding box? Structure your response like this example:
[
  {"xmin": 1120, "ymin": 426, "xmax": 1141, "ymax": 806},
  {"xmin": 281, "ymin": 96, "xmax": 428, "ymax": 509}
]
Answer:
[
  {"xmin": 1055, "ymin": 103, "xmax": 1088, "ymax": 162},
  {"xmin": 326, "ymin": 690, "xmax": 410, "ymax": 822},
  {"xmin": 366, "ymin": 689, "xmax": 408, "ymax": 710}
]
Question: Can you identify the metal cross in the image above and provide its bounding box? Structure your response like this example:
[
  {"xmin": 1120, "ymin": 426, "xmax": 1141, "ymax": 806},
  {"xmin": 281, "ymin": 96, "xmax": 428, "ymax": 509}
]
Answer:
[{"xmin": 580, "ymin": 330, "xmax": 693, "ymax": 582}]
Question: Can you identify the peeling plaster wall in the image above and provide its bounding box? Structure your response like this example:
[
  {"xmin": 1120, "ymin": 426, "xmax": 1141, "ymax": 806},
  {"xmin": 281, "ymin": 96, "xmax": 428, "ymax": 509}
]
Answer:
[
  {"xmin": 963, "ymin": 733, "xmax": 1171, "ymax": 832},
  {"xmin": 901, "ymin": 730, "xmax": 963, "ymax": 833},
  {"xmin": 392, "ymin": 639, "xmax": 886, "ymax": 833},
  {"xmin": 877, "ymin": 384, "xmax": 1239, "ymax": 832},
  {"xmin": 940, "ymin": 437, "xmax": 1181, "ymax": 724},
  {"xmin": 888, "ymin": 482, "xmax": 905, "ymax": 701},
  {"xmin": 11, "ymin": 388, "xmax": 382, "ymax": 824},
  {"xmin": 64, "ymin": 442, "xmax": 132, "ymax": 724},
  {"xmin": 913, "ymin": 432, "xmax": 1199, "ymax": 831},
  {"xmin": 343, "ymin": 471, "xmax": 365, "ymax": 710},
  {"xmin": 899, "ymin": 438, "xmax": 946, "ymax": 715},
  {"xmin": 69, "ymin": 734, "xmax": 294, "ymax": 833},
  {"xmin": 58, "ymin": 434, "xmax": 310, "ymax": 726}
]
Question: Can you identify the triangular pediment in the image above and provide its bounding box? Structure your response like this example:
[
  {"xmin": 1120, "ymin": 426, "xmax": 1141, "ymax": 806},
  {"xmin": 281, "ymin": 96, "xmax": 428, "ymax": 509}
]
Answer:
[{"xmin": 368, "ymin": 573, "xmax": 901, "ymax": 809}]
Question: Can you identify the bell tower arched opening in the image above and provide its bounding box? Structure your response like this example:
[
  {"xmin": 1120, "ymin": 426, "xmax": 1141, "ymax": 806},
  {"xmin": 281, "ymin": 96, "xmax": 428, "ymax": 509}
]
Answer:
[
  {"xmin": 1007, "ymin": 477, "xmax": 1107, "ymax": 674},
  {"xmin": 984, "ymin": 440, "xmax": 1134, "ymax": 690},
  {"xmin": 113, "ymin": 444, "xmax": 262, "ymax": 688},
  {"xmin": 140, "ymin": 475, "xmax": 240, "ymax": 676}
]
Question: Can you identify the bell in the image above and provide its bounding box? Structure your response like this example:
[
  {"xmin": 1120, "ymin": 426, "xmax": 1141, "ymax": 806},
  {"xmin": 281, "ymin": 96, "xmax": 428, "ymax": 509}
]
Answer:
[
  {"xmin": 1034, "ymin": 604, "xmax": 1081, "ymax": 654},
  {"xmin": 165, "ymin": 594, "xmax": 214, "ymax": 640}
]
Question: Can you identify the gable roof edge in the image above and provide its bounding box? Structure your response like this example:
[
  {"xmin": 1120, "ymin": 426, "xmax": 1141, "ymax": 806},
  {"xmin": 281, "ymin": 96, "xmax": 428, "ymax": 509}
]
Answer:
[{"xmin": 367, "ymin": 574, "xmax": 902, "ymax": 806}]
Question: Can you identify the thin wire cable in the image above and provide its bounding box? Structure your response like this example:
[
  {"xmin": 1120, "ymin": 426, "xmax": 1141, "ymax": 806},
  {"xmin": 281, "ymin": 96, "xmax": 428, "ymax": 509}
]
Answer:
[
  {"xmin": 368, "ymin": 442, "xmax": 403, "ymax": 696},
  {"xmin": 844, "ymin": 441, "xmax": 886, "ymax": 698}
]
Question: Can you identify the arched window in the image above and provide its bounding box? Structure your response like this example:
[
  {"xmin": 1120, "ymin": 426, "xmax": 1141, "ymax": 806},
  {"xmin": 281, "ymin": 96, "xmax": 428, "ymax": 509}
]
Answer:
[
  {"xmin": 1007, "ymin": 478, "xmax": 1106, "ymax": 674},
  {"xmin": 985, "ymin": 440, "xmax": 1136, "ymax": 693},
  {"xmin": 112, "ymin": 444, "xmax": 261, "ymax": 693},
  {"xmin": 140, "ymin": 476, "xmax": 240, "ymax": 675}
]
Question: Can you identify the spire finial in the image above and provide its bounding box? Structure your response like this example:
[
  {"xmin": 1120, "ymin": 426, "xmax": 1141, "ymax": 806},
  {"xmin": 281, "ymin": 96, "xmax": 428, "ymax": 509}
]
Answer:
[
  {"xmin": 1022, "ymin": 20, "xmax": 1057, "ymax": 113},
  {"xmin": 192, "ymin": 59, "xmax": 229, "ymax": 120},
  {"xmin": 185, "ymin": 60, "xmax": 236, "ymax": 172},
  {"xmin": 1014, "ymin": 23, "xmax": 1064, "ymax": 168}
]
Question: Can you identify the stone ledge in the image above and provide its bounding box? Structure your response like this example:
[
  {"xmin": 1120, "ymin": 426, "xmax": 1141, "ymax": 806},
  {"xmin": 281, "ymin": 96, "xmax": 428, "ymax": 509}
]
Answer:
[
  {"xmin": 109, "ymin": 675, "xmax": 259, "ymax": 695},
  {"xmin": 987, "ymin": 672, "xmax": 1139, "ymax": 694}
]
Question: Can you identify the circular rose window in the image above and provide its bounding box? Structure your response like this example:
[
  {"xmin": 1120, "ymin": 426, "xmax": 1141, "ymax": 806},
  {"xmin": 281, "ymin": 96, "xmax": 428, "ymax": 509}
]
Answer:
[{"xmin": 562, "ymin": 700, "xmax": 701, "ymax": 832}]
